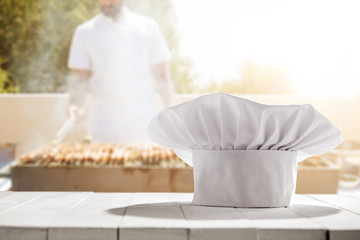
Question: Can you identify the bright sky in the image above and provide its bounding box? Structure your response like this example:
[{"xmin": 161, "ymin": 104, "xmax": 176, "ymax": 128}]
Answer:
[{"xmin": 171, "ymin": 0, "xmax": 360, "ymax": 96}]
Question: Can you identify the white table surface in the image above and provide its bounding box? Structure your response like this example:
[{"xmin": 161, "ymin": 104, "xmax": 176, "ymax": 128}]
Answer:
[{"xmin": 0, "ymin": 192, "xmax": 360, "ymax": 240}]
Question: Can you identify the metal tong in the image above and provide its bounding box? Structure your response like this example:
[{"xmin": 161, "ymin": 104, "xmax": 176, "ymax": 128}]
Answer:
[{"xmin": 53, "ymin": 113, "xmax": 77, "ymax": 145}]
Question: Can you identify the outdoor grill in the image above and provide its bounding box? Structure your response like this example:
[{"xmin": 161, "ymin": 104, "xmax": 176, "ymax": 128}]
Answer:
[{"xmin": 11, "ymin": 142, "xmax": 194, "ymax": 192}]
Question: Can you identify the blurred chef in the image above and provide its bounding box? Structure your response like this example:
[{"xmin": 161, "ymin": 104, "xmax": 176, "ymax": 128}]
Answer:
[{"xmin": 67, "ymin": 0, "xmax": 173, "ymax": 143}]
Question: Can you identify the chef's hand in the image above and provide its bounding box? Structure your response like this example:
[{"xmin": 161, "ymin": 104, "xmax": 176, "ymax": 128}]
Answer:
[{"xmin": 68, "ymin": 104, "xmax": 86, "ymax": 122}]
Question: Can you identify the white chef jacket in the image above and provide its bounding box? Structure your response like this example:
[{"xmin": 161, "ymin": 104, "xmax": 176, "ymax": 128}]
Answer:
[{"xmin": 68, "ymin": 7, "xmax": 171, "ymax": 143}]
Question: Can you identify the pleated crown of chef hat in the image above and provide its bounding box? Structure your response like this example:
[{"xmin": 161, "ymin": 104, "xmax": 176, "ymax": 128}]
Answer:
[{"xmin": 147, "ymin": 93, "xmax": 342, "ymax": 208}]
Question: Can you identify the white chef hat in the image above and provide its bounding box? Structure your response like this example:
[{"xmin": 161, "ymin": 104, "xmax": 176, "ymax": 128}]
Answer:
[{"xmin": 147, "ymin": 93, "xmax": 342, "ymax": 207}]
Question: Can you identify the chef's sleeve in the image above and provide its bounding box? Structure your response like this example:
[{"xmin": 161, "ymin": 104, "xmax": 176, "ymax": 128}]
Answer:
[
  {"xmin": 68, "ymin": 28, "xmax": 91, "ymax": 70},
  {"xmin": 149, "ymin": 21, "xmax": 171, "ymax": 66}
]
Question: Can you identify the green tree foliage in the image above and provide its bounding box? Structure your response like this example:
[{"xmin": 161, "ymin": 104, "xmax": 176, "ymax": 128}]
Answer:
[
  {"xmin": 0, "ymin": 57, "xmax": 17, "ymax": 93},
  {"xmin": 28, "ymin": 0, "xmax": 99, "ymax": 92},
  {"xmin": 205, "ymin": 60, "xmax": 297, "ymax": 94},
  {"xmin": 0, "ymin": 0, "xmax": 42, "ymax": 93},
  {"xmin": 0, "ymin": 0, "xmax": 195, "ymax": 93},
  {"xmin": 0, "ymin": 0, "xmax": 99, "ymax": 92}
]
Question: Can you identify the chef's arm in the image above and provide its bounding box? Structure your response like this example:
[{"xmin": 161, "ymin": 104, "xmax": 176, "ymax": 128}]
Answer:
[
  {"xmin": 153, "ymin": 62, "xmax": 173, "ymax": 108},
  {"xmin": 68, "ymin": 69, "xmax": 91, "ymax": 119}
]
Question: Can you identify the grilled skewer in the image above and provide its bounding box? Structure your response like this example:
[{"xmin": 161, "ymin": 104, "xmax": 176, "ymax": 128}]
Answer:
[{"xmin": 17, "ymin": 143, "xmax": 186, "ymax": 168}]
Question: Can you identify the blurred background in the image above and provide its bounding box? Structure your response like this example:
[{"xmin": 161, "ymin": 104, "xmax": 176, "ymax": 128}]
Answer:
[{"xmin": 0, "ymin": 0, "xmax": 360, "ymax": 193}]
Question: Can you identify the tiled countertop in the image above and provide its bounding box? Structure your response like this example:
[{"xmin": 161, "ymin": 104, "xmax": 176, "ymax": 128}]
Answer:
[{"xmin": 0, "ymin": 192, "xmax": 360, "ymax": 240}]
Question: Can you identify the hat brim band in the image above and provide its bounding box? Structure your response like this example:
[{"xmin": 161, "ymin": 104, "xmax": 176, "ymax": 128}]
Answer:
[{"xmin": 192, "ymin": 150, "xmax": 298, "ymax": 208}]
